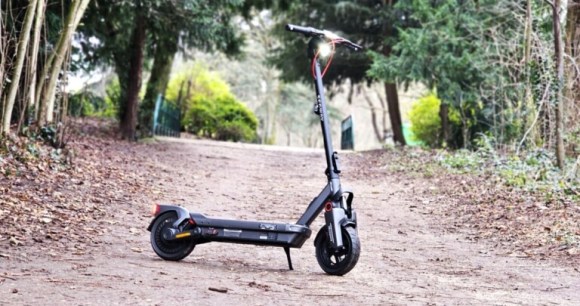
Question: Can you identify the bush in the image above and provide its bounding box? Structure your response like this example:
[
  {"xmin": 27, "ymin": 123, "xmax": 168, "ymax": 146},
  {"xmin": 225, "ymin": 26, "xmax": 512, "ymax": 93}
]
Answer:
[
  {"xmin": 68, "ymin": 80, "xmax": 119, "ymax": 119},
  {"xmin": 68, "ymin": 91, "xmax": 107, "ymax": 117},
  {"xmin": 408, "ymin": 94, "xmax": 442, "ymax": 147},
  {"xmin": 409, "ymin": 94, "xmax": 464, "ymax": 147},
  {"xmin": 184, "ymin": 95, "xmax": 257, "ymax": 142}
]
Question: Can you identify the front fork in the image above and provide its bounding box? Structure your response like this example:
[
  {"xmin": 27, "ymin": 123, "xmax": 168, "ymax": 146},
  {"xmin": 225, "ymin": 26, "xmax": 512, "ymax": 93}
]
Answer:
[{"xmin": 323, "ymin": 191, "xmax": 356, "ymax": 251}]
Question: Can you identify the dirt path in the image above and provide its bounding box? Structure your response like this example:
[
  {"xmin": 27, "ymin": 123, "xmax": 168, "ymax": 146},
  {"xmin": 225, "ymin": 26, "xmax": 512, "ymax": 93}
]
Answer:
[{"xmin": 2, "ymin": 137, "xmax": 580, "ymax": 305}]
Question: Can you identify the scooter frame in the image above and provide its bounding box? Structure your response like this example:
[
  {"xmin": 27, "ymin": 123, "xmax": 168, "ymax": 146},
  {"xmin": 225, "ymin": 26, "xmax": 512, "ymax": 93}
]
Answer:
[{"xmin": 148, "ymin": 24, "xmax": 361, "ymax": 273}]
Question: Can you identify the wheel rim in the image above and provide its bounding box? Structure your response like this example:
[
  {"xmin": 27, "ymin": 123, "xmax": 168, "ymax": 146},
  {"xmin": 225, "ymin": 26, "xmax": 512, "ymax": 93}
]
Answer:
[
  {"xmin": 318, "ymin": 229, "xmax": 352, "ymax": 270},
  {"xmin": 153, "ymin": 215, "xmax": 187, "ymax": 255}
]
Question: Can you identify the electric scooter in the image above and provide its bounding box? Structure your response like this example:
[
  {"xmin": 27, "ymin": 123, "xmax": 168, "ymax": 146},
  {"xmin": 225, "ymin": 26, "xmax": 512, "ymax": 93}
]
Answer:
[{"xmin": 147, "ymin": 24, "xmax": 363, "ymax": 276}]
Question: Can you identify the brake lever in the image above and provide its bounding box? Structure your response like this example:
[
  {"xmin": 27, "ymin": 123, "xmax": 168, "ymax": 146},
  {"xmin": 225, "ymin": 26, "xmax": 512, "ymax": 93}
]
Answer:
[{"xmin": 342, "ymin": 40, "xmax": 363, "ymax": 52}]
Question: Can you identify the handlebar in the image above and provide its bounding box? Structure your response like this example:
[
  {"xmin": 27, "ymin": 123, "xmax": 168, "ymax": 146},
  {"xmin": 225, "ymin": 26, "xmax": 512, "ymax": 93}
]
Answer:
[
  {"xmin": 286, "ymin": 24, "xmax": 363, "ymax": 52},
  {"xmin": 285, "ymin": 24, "xmax": 324, "ymax": 37}
]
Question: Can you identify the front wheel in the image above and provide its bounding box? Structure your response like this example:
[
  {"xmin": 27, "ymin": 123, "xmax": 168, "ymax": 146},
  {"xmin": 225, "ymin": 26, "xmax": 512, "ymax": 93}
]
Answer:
[
  {"xmin": 150, "ymin": 212, "xmax": 195, "ymax": 261},
  {"xmin": 315, "ymin": 226, "xmax": 360, "ymax": 276}
]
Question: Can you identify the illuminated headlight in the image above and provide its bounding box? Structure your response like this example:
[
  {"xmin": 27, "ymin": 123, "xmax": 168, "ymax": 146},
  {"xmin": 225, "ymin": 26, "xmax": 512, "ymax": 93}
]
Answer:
[{"xmin": 318, "ymin": 43, "xmax": 332, "ymax": 57}]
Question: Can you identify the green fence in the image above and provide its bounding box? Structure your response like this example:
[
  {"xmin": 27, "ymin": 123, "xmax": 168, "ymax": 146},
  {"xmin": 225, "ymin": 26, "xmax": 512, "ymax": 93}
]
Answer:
[
  {"xmin": 153, "ymin": 94, "xmax": 181, "ymax": 137},
  {"xmin": 402, "ymin": 123, "xmax": 423, "ymax": 146},
  {"xmin": 341, "ymin": 115, "xmax": 354, "ymax": 150}
]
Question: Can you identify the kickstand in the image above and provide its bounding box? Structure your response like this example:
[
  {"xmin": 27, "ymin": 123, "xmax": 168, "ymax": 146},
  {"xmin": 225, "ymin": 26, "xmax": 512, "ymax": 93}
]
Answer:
[{"xmin": 283, "ymin": 247, "xmax": 293, "ymax": 270}]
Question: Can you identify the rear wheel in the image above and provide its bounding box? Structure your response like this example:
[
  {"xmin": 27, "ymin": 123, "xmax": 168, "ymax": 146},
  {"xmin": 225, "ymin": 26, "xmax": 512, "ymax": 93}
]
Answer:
[
  {"xmin": 315, "ymin": 226, "xmax": 360, "ymax": 276},
  {"xmin": 150, "ymin": 212, "xmax": 195, "ymax": 261}
]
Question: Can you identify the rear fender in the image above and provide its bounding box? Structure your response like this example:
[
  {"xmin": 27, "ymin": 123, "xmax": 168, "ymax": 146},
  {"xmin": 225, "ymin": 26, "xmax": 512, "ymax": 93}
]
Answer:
[{"xmin": 147, "ymin": 205, "xmax": 191, "ymax": 231}]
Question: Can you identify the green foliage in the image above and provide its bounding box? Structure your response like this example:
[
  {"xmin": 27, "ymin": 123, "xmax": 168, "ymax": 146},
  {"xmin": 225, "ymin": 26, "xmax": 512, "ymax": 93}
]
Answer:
[
  {"xmin": 270, "ymin": 0, "xmax": 397, "ymax": 85},
  {"xmin": 167, "ymin": 65, "xmax": 257, "ymax": 142},
  {"xmin": 105, "ymin": 79, "xmax": 122, "ymax": 120},
  {"xmin": 368, "ymin": 0, "xmax": 523, "ymax": 148},
  {"xmin": 76, "ymin": 0, "xmax": 245, "ymax": 139},
  {"xmin": 166, "ymin": 65, "xmax": 231, "ymax": 105},
  {"xmin": 438, "ymin": 144, "xmax": 577, "ymax": 198},
  {"xmin": 408, "ymin": 94, "xmax": 441, "ymax": 147},
  {"xmin": 408, "ymin": 94, "xmax": 464, "ymax": 147},
  {"xmin": 68, "ymin": 90, "xmax": 117, "ymax": 118},
  {"xmin": 184, "ymin": 95, "xmax": 257, "ymax": 142}
]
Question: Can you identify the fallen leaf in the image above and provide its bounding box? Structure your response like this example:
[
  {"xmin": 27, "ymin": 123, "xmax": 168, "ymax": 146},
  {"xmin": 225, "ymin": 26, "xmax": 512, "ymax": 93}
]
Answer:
[{"xmin": 9, "ymin": 237, "xmax": 23, "ymax": 246}]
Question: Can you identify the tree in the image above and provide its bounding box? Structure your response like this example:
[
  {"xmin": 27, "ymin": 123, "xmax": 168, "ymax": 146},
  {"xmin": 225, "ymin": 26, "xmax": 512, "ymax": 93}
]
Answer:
[
  {"xmin": 271, "ymin": 0, "xmax": 407, "ymax": 145},
  {"xmin": 2, "ymin": 0, "xmax": 38, "ymax": 134},
  {"xmin": 37, "ymin": 0, "xmax": 91, "ymax": 126},
  {"xmin": 1, "ymin": 0, "xmax": 90, "ymax": 135},
  {"xmin": 79, "ymin": 0, "xmax": 243, "ymax": 140},
  {"xmin": 369, "ymin": 0, "xmax": 517, "ymax": 148},
  {"xmin": 139, "ymin": 0, "xmax": 242, "ymax": 137},
  {"xmin": 369, "ymin": 0, "xmax": 579, "ymax": 167},
  {"xmin": 565, "ymin": 2, "xmax": 580, "ymax": 161},
  {"xmin": 549, "ymin": 0, "xmax": 566, "ymax": 168}
]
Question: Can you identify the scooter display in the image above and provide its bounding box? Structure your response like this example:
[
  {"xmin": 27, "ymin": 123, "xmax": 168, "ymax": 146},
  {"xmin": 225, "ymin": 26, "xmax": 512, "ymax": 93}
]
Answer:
[{"xmin": 147, "ymin": 24, "xmax": 363, "ymax": 276}]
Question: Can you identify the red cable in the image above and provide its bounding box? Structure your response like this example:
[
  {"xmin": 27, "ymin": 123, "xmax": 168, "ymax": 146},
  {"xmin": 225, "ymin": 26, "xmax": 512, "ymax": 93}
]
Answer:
[
  {"xmin": 311, "ymin": 39, "xmax": 342, "ymax": 80},
  {"xmin": 311, "ymin": 50, "xmax": 320, "ymax": 79}
]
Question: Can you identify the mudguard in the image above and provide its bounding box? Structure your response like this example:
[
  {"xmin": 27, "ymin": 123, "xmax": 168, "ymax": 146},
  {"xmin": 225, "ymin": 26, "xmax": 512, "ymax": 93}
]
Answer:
[{"xmin": 147, "ymin": 205, "xmax": 191, "ymax": 231}]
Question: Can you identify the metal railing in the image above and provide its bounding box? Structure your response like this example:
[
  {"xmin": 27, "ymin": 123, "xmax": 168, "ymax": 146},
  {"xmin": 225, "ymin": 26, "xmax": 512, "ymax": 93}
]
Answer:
[{"xmin": 153, "ymin": 94, "xmax": 181, "ymax": 137}]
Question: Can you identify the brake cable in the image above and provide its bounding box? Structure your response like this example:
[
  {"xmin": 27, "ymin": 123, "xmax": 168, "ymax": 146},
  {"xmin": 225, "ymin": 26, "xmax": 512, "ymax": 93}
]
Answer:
[{"xmin": 311, "ymin": 39, "xmax": 345, "ymax": 79}]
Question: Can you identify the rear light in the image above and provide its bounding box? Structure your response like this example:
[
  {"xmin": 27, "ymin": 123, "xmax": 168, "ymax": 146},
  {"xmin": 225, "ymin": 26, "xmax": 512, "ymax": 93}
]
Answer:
[
  {"xmin": 324, "ymin": 201, "xmax": 333, "ymax": 212},
  {"xmin": 151, "ymin": 204, "xmax": 160, "ymax": 216}
]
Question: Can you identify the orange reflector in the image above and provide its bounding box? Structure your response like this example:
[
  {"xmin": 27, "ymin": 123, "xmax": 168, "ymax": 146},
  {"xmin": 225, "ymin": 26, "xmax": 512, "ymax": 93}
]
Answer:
[
  {"xmin": 175, "ymin": 232, "xmax": 191, "ymax": 239},
  {"xmin": 151, "ymin": 204, "xmax": 160, "ymax": 216}
]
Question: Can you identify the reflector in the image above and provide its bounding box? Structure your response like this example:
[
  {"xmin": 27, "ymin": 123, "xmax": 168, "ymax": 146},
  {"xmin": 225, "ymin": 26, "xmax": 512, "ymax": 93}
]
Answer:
[{"xmin": 151, "ymin": 204, "xmax": 160, "ymax": 216}]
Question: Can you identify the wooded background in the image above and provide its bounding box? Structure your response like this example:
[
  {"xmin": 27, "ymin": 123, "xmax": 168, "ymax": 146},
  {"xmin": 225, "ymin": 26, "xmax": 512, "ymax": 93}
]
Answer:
[{"xmin": 1, "ymin": 0, "xmax": 579, "ymax": 173}]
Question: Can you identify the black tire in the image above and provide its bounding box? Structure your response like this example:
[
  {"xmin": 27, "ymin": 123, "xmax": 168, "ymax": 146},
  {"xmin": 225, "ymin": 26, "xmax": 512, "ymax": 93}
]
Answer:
[
  {"xmin": 150, "ymin": 212, "xmax": 195, "ymax": 261},
  {"xmin": 315, "ymin": 226, "xmax": 360, "ymax": 276}
]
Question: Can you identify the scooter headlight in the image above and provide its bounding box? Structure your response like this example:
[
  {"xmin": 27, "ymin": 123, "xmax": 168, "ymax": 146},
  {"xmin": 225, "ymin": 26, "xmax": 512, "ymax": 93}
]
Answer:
[{"xmin": 318, "ymin": 43, "xmax": 332, "ymax": 58}]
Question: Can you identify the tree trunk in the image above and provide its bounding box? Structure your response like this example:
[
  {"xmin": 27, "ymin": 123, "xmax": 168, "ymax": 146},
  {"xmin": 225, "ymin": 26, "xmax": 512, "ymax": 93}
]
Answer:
[
  {"xmin": 460, "ymin": 101, "xmax": 470, "ymax": 149},
  {"xmin": 376, "ymin": 89, "xmax": 389, "ymax": 143},
  {"xmin": 384, "ymin": 83, "xmax": 406, "ymax": 145},
  {"xmin": 120, "ymin": 10, "xmax": 146, "ymax": 140},
  {"xmin": 521, "ymin": 0, "xmax": 535, "ymax": 145},
  {"xmin": 2, "ymin": 0, "xmax": 38, "ymax": 134},
  {"xmin": 28, "ymin": 0, "xmax": 46, "ymax": 119},
  {"xmin": 0, "ymin": 5, "xmax": 5, "ymax": 114},
  {"xmin": 565, "ymin": 2, "xmax": 579, "ymax": 157},
  {"xmin": 41, "ymin": 0, "xmax": 90, "ymax": 124},
  {"xmin": 363, "ymin": 89, "xmax": 383, "ymax": 143},
  {"xmin": 440, "ymin": 103, "xmax": 451, "ymax": 147},
  {"xmin": 381, "ymin": 1, "xmax": 406, "ymax": 146},
  {"xmin": 140, "ymin": 35, "xmax": 177, "ymax": 137},
  {"xmin": 553, "ymin": 0, "xmax": 566, "ymax": 169}
]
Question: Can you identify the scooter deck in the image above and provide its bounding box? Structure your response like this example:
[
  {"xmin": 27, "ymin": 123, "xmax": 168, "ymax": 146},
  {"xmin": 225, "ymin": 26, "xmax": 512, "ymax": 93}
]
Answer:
[{"xmin": 190, "ymin": 213, "xmax": 312, "ymax": 248}]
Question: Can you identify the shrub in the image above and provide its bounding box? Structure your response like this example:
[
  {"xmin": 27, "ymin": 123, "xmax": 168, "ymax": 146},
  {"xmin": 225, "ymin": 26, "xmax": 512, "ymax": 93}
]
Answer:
[
  {"xmin": 68, "ymin": 91, "xmax": 104, "ymax": 117},
  {"xmin": 184, "ymin": 95, "xmax": 257, "ymax": 142},
  {"xmin": 408, "ymin": 94, "xmax": 442, "ymax": 147},
  {"xmin": 409, "ymin": 93, "xmax": 464, "ymax": 147},
  {"xmin": 68, "ymin": 80, "xmax": 119, "ymax": 119}
]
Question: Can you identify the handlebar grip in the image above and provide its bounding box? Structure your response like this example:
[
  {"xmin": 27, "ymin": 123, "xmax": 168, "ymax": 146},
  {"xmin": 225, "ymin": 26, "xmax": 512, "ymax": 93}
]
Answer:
[
  {"xmin": 285, "ymin": 24, "xmax": 322, "ymax": 36},
  {"xmin": 344, "ymin": 40, "xmax": 363, "ymax": 52},
  {"xmin": 286, "ymin": 23, "xmax": 363, "ymax": 51}
]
